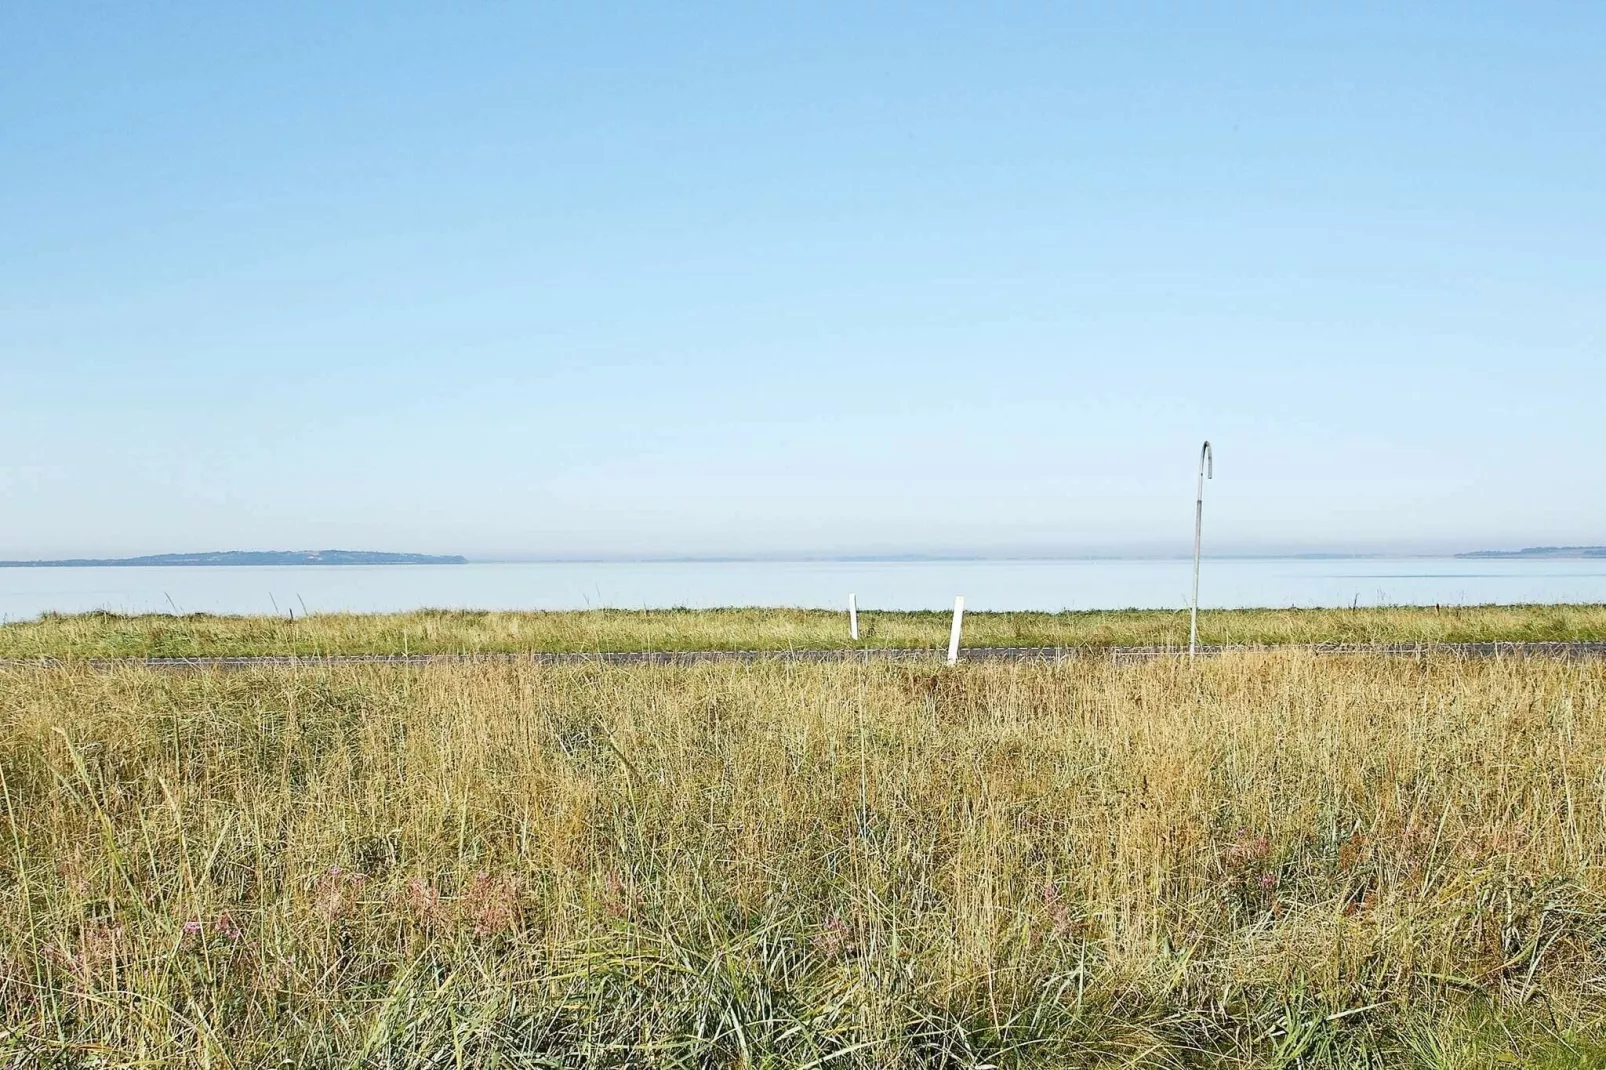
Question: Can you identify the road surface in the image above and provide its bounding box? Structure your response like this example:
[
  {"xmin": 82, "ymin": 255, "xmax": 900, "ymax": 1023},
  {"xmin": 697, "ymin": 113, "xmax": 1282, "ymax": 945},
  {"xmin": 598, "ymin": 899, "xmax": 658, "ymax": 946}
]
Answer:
[{"xmin": 5, "ymin": 641, "xmax": 1606, "ymax": 671}]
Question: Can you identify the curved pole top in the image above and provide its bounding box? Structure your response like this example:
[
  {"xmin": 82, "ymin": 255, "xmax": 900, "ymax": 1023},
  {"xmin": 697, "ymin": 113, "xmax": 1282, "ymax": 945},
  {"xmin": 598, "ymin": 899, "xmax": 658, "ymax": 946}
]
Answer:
[{"xmin": 1199, "ymin": 440, "xmax": 1213, "ymax": 479}]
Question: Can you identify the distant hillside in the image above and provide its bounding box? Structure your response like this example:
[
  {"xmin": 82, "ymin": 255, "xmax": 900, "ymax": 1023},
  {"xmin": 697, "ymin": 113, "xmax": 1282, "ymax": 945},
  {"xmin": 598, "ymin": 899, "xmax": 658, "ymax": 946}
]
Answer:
[
  {"xmin": 1457, "ymin": 546, "xmax": 1606, "ymax": 559},
  {"xmin": 0, "ymin": 550, "xmax": 467, "ymax": 567}
]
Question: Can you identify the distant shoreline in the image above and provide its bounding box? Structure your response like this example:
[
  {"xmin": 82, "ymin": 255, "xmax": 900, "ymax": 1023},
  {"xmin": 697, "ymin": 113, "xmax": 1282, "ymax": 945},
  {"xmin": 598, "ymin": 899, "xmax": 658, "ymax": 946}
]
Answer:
[
  {"xmin": 3, "ymin": 548, "xmax": 1602, "ymax": 568},
  {"xmin": 1456, "ymin": 547, "xmax": 1606, "ymax": 560},
  {"xmin": 0, "ymin": 550, "xmax": 467, "ymax": 568}
]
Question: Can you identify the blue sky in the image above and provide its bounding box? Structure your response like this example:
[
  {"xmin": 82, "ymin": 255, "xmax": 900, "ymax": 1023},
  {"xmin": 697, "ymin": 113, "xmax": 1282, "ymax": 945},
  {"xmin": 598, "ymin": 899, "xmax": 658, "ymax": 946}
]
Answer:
[{"xmin": 3, "ymin": 3, "xmax": 1602, "ymax": 559}]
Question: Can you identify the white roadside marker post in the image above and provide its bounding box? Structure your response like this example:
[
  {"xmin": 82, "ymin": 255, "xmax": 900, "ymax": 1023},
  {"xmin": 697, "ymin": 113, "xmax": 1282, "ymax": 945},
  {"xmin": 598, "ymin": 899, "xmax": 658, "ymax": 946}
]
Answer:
[
  {"xmin": 947, "ymin": 596, "xmax": 965, "ymax": 667},
  {"xmin": 848, "ymin": 593, "xmax": 859, "ymax": 641},
  {"xmin": 1189, "ymin": 440, "xmax": 1214, "ymax": 660}
]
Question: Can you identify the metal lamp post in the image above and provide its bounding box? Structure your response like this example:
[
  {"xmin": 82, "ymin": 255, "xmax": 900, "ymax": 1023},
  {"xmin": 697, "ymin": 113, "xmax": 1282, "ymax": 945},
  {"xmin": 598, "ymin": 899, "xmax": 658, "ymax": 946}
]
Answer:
[{"xmin": 1189, "ymin": 441, "xmax": 1213, "ymax": 659}]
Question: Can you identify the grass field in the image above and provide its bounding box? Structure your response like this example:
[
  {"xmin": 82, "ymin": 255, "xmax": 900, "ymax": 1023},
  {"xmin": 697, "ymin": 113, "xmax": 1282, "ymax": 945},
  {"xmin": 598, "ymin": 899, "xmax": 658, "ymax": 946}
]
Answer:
[
  {"xmin": 2, "ymin": 650, "xmax": 1604, "ymax": 1066},
  {"xmin": 4, "ymin": 602, "xmax": 1606, "ymax": 658}
]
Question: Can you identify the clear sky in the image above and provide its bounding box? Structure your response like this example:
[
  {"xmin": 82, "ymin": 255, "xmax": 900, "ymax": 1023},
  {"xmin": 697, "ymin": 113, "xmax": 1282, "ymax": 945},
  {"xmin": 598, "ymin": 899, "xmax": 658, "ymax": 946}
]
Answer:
[{"xmin": 3, "ymin": 4, "xmax": 1602, "ymax": 560}]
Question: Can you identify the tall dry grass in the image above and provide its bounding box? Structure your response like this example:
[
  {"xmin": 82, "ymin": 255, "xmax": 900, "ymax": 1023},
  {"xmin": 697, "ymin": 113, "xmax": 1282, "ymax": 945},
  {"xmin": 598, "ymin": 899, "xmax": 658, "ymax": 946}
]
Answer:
[
  {"xmin": 0, "ymin": 654, "xmax": 1603, "ymax": 1066},
  {"xmin": 5, "ymin": 602, "xmax": 1606, "ymax": 658}
]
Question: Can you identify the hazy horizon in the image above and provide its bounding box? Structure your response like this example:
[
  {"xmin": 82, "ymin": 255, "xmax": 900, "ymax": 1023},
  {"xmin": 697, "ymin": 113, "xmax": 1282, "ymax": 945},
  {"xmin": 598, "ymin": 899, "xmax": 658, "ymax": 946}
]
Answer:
[{"xmin": 2, "ymin": 539, "xmax": 1599, "ymax": 565}]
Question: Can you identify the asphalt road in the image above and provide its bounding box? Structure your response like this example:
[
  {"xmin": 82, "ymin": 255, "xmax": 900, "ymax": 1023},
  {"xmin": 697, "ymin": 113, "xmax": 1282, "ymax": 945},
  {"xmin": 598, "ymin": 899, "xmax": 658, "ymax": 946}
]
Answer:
[{"xmin": 4, "ymin": 641, "xmax": 1606, "ymax": 671}]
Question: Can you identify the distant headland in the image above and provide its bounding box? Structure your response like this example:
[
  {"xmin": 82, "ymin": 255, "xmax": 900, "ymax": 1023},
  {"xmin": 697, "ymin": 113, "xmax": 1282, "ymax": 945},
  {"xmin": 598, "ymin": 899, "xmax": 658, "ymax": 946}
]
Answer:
[
  {"xmin": 1456, "ymin": 546, "xmax": 1606, "ymax": 559},
  {"xmin": 0, "ymin": 550, "xmax": 467, "ymax": 567}
]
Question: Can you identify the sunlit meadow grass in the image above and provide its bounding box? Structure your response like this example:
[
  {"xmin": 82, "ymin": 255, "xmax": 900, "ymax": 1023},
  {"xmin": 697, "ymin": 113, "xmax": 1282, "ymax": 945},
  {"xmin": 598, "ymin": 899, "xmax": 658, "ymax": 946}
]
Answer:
[
  {"xmin": 3, "ymin": 603, "xmax": 1606, "ymax": 658},
  {"xmin": 1, "ymin": 652, "xmax": 1604, "ymax": 1066}
]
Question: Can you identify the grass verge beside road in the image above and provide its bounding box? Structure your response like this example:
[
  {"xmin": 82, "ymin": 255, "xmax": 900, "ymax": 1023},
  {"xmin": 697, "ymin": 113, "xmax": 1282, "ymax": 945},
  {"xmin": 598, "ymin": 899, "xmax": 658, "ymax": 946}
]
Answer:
[{"xmin": 4, "ymin": 602, "xmax": 1606, "ymax": 658}]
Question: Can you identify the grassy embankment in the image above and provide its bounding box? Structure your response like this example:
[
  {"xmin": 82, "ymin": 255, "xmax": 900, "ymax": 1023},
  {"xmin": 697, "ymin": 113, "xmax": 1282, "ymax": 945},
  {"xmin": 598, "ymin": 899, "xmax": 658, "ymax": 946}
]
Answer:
[
  {"xmin": 4, "ymin": 602, "xmax": 1606, "ymax": 658},
  {"xmin": 1, "ymin": 652, "xmax": 1604, "ymax": 1066}
]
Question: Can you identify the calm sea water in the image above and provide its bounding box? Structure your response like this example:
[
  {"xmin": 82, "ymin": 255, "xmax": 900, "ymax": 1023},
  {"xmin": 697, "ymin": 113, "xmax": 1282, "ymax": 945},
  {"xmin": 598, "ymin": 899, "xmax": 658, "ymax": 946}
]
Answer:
[{"xmin": 2, "ymin": 558, "xmax": 1605, "ymax": 621}]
